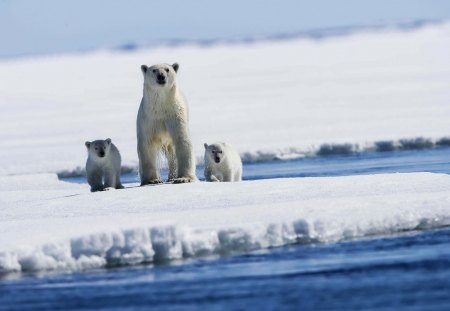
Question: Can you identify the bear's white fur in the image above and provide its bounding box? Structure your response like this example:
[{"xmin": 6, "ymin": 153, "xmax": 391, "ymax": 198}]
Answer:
[
  {"xmin": 204, "ymin": 142, "xmax": 242, "ymax": 182},
  {"xmin": 137, "ymin": 62, "xmax": 196, "ymax": 185},
  {"xmin": 85, "ymin": 138, "xmax": 124, "ymax": 192}
]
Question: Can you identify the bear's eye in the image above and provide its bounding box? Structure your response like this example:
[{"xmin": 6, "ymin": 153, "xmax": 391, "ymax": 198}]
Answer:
[
  {"xmin": 152, "ymin": 69, "xmax": 157, "ymax": 73},
  {"xmin": 95, "ymin": 147, "xmax": 98, "ymax": 150},
  {"xmin": 165, "ymin": 68, "xmax": 169, "ymax": 73}
]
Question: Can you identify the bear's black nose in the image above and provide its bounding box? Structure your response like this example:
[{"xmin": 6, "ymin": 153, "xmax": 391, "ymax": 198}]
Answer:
[
  {"xmin": 157, "ymin": 74, "xmax": 165, "ymax": 82},
  {"xmin": 214, "ymin": 157, "xmax": 220, "ymax": 163},
  {"xmin": 99, "ymin": 151, "xmax": 105, "ymax": 157}
]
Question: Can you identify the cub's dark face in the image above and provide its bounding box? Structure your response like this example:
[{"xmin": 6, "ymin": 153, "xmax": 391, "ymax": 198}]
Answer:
[
  {"xmin": 204, "ymin": 143, "xmax": 224, "ymax": 164},
  {"xmin": 141, "ymin": 63, "xmax": 179, "ymax": 88},
  {"xmin": 85, "ymin": 139, "xmax": 112, "ymax": 158}
]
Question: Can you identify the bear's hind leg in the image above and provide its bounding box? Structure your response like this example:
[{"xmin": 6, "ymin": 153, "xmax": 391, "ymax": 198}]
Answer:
[{"xmin": 163, "ymin": 144, "xmax": 178, "ymax": 182}]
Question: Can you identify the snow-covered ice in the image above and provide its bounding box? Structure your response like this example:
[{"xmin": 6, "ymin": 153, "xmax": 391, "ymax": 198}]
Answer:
[
  {"xmin": 1, "ymin": 172, "xmax": 450, "ymax": 273},
  {"xmin": 0, "ymin": 22, "xmax": 450, "ymax": 175}
]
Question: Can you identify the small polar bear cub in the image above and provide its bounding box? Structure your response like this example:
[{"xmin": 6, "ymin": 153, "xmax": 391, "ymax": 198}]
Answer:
[
  {"xmin": 204, "ymin": 142, "xmax": 242, "ymax": 182},
  {"xmin": 85, "ymin": 138, "xmax": 124, "ymax": 192}
]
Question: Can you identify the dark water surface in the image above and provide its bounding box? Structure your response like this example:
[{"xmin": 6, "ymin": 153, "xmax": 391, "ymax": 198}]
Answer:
[{"xmin": 2, "ymin": 148, "xmax": 450, "ymax": 311}]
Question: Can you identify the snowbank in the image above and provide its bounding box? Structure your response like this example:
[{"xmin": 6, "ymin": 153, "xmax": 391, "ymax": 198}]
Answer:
[
  {"xmin": 0, "ymin": 23, "xmax": 450, "ymax": 175},
  {"xmin": 1, "ymin": 172, "xmax": 450, "ymax": 273}
]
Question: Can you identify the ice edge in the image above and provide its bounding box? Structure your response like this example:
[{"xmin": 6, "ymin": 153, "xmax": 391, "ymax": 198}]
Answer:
[{"xmin": 1, "ymin": 216, "xmax": 449, "ymax": 275}]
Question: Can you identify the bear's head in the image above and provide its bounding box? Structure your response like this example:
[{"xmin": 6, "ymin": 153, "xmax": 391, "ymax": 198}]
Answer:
[
  {"xmin": 141, "ymin": 63, "xmax": 179, "ymax": 89},
  {"xmin": 204, "ymin": 143, "xmax": 225, "ymax": 164},
  {"xmin": 85, "ymin": 138, "xmax": 112, "ymax": 159}
]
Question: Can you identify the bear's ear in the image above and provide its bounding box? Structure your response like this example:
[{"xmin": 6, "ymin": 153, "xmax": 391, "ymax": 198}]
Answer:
[
  {"xmin": 172, "ymin": 63, "xmax": 179, "ymax": 73},
  {"xmin": 85, "ymin": 141, "xmax": 91, "ymax": 149},
  {"xmin": 105, "ymin": 138, "xmax": 112, "ymax": 145},
  {"xmin": 204, "ymin": 143, "xmax": 208, "ymax": 149},
  {"xmin": 141, "ymin": 65, "xmax": 148, "ymax": 74}
]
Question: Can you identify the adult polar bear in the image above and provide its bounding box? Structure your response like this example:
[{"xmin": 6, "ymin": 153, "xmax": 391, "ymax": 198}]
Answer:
[{"xmin": 137, "ymin": 63, "xmax": 196, "ymax": 185}]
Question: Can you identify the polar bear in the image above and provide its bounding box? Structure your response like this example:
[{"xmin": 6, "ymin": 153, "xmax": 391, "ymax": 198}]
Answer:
[
  {"xmin": 204, "ymin": 142, "xmax": 242, "ymax": 182},
  {"xmin": 137, "ymin": 62, "xmax": 196, "ymax": 185},
  {"xmin": 85, "ymin": 138, "xmax": 124, "ymax": 192}
]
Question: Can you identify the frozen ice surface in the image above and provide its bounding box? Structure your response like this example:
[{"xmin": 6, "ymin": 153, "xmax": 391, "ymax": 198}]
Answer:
[{"xmin": 1, "ymin": 172, "xmax": 449, "ymax": 273}]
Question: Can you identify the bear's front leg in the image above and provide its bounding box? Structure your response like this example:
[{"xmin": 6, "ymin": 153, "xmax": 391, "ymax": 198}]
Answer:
[
  {"xmin": 221, "ymin": 171, "xmax": 233, "ymax": 182},
  {"xmin": 204, "ymin": 167, "xmax": 219, "ymax": 182},
  {"xmin": 138, "ymin": 140, "xmax": 163, "ymax": 185},
  {"xmin": 104, "ymin": 168, "xmax": 124, "ymax": 189},
  {"xmin": 173, "ymin": 141, "xmax": 196, "ymax": 183},
  {"xmin": 167, "ymin": 121, "xmax": 196, "ymax": 183},
  {"xmin": 87, "ymin": 170, "xmax": 104, "ymax": 192},
  {"xmin": 209, "ymin": 175, "xmax": 220, "ymax": 182}
]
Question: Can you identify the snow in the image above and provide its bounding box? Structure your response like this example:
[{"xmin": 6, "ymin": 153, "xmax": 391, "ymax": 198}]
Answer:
[
  {"xmin": 1, "ymin": 24, "xmax": 450, "ymax": 274},
  {"xmin": 1, "ymin": 172, "xmax": 450, "ymax": 273},
  {"xmin": 1, "ymin": 23, "xmax": 450, "ymax": 175}
]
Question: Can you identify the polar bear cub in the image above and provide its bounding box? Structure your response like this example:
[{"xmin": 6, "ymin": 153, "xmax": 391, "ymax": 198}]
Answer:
[
  {"xmin": 137, "ymin": 62, "xmax": 196, "ymax": 185},
  {"xmin": 85, "ymin": 138, "xmax": 124, "ymax": 192},
  {"xmin": 204, "ymin": 142, "xmax": 242, "ymax": 182}
]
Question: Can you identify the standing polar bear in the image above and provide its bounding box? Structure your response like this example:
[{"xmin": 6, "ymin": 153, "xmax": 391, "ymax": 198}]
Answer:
[
  {"xmin": 204, "ymin": 142, "xmax": 242, "ymax": 182},
  {"xmin": 137, "ymin": 62, "xmax": 196, "ymax": 185}
]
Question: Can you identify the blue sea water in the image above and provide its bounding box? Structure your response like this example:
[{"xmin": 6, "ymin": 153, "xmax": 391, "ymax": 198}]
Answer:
[{"xmin": 1, "ymin": 148, "xmax": 450, "ymax": 310}]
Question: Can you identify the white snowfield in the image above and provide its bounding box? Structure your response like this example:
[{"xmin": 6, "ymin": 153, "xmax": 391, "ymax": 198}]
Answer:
[
  {"xmin": 0, "ymin": 22, "xmax": 450, "ymax": 175},
  {"xmin": 1, "ymin": 172, "xmax": 450, "ymax": 273}
]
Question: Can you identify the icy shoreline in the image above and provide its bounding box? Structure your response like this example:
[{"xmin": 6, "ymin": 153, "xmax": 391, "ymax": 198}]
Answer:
[{"xmin": 1, "ymin": 172, "xmax": 450, "ymax": 274}]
